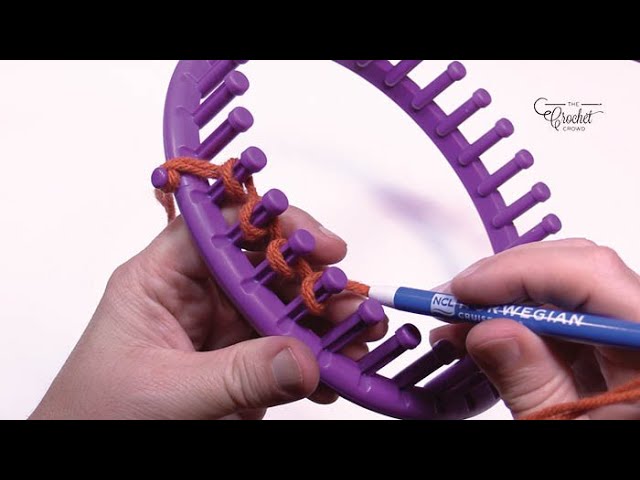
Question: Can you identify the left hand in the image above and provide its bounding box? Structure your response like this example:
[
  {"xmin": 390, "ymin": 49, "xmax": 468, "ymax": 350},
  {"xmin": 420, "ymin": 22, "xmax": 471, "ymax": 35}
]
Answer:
[{"xmin": 30, "ymin": 207, "xmax": 387, "ymax": 420}]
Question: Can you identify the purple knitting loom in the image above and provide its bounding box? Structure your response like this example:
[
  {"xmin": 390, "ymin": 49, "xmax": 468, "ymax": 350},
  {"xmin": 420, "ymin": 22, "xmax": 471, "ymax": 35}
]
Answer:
[{"xmin": 156, "ymin": 60, "xmax": 562, "ymax": 420}]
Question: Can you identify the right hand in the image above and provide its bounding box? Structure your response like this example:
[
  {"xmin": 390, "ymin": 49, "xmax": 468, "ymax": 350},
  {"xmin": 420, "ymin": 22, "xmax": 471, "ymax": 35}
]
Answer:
[{"xmin": 431, "ymin": 239, "xmax": 640, "ymax": 420}]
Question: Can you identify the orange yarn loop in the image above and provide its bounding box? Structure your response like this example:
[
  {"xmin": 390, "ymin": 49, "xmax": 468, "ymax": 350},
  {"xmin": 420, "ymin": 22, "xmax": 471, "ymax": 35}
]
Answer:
[{"xmin": 155, "ymin": 157, "xmax": 369, "ymax": 316}]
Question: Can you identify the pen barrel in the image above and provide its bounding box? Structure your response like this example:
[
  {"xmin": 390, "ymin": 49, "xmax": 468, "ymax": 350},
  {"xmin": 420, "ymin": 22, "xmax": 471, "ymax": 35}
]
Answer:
[{"xmin": 394, "ymin": 288, "xmax": 640, "ymax": 350}]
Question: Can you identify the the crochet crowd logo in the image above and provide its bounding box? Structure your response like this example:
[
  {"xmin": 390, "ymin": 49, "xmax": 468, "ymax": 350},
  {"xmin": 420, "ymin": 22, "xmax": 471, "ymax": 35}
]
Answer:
[{"xmin": 534, "ymin": 98, "xmax": 604, "ymax": 133}]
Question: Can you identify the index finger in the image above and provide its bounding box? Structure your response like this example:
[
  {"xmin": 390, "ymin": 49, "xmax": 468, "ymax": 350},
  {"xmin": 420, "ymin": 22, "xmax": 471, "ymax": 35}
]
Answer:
[
  {"xmin": 451, "ymin": 243, "xmax": 640, "ymax": 321},
  {"xmin": 146, "ymin": 204, "xmax": 348, "ymax": 286}
]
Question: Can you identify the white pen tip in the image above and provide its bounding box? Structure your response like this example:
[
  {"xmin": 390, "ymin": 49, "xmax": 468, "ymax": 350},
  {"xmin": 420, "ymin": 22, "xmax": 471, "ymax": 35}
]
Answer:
[{"xmin": 368, "ymin": 286, "xmax": 398, "ymax": 308}]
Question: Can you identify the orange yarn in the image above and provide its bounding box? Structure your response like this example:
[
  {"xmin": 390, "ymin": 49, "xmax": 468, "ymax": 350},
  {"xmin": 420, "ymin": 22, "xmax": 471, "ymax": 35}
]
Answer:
[
  {"xmin": 524, "ymin": 377, "xmax": 640, "ymax": 420},
  {"xmin": 154, "ymin": 157, "xmax": 640, "ymax": 420},
  {"xmin": 155, "ymin": 157, "xmax": 369, "ymax": 316}
]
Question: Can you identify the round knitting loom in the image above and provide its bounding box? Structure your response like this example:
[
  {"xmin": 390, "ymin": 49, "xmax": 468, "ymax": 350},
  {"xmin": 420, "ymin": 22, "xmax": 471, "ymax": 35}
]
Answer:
[{"xmin": 155, "ymin": 60, "xmax": 562, "ymax": 420}]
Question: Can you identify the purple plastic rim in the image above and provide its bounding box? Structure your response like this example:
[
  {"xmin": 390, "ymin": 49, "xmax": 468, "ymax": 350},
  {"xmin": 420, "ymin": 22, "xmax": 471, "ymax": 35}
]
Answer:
[{"xmin": 162, "ymin": 60, "xmax": 561, "ymax": 420}]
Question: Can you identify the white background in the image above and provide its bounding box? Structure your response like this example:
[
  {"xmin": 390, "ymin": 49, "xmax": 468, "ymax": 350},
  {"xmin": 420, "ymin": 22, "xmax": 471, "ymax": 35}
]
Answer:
[{"xmin": 0, "ymin": 60, "xmax": 638, "ymax": 420}]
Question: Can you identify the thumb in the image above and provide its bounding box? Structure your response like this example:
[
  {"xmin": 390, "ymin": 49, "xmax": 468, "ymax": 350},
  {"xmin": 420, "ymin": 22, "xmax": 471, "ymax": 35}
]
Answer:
[
  {"xmin": 164, "ymin": 337, "xmax": 320, "ymax": 419},
  {"xmin": 466, "ymin": 320, "xmax": 580, "ymax": 419}
]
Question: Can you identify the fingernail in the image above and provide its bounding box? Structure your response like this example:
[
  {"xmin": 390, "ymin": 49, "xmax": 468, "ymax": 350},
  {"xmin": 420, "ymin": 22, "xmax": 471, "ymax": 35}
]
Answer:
[
  {"xmin": 319, "ymin": 226, "xmax": 345, "ymax": 243},
  {"xmin": 472, "ymin": 338, "xmax": 521, "ymax": 371},
  {"xmin": 272, "ymin": 348, "xmax": 304, "ymax": 394}
]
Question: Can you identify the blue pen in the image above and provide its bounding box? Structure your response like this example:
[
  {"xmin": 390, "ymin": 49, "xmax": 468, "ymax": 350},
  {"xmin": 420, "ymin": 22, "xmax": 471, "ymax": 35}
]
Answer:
[{"xmin": 369, "ymin": 286, "xmax": 640, "ymax": 350}]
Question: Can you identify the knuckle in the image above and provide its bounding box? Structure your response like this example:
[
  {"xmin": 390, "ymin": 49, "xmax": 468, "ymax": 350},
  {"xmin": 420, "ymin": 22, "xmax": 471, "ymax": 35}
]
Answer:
[
  {"xmin": 224, "ymin": 349, "xmax": 264, "ymax": 410},
  {"xmin": 106, "ymin": 260, "xmax": 142, "ymax": 296},
  {"xmin": 108, "ymin": 263, "xmax": 128, "ymax": 285},
  {"xmin": 107, "ymin": 262, "xmax": 133, "ymax": 290},
  {"xmin": 589, "ymin": 246, "xmax": 625, "ymax": 272},
  {"xmin": 564, "ymin": 237, "xmax": 597, "ymax": 248},
  {"xmin": 504, "ymin": 369, "xmax": 575, "ymax": 417}
]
